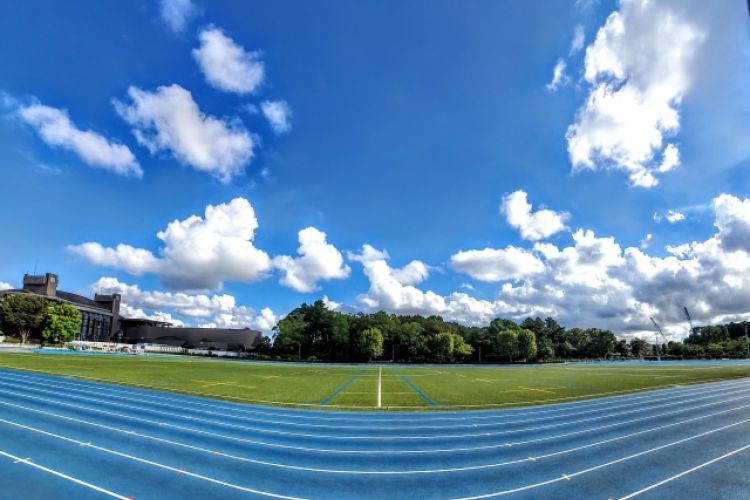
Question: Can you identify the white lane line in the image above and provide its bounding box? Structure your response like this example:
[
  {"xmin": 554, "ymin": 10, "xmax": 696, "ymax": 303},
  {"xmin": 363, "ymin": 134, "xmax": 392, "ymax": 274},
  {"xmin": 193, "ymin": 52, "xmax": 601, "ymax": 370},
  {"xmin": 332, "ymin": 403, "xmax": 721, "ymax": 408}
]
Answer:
[
  {"xmin": 377, "ymin": 367, "xmax": 382, "ymax": 409},
  {"xmin": 0, "ymin": 417, "xmax": 307, "ymax": 500},
  {"xmin": 3, "ymin": 364, "xmax": 749, "ymax": 411},
  {"xmin": 1, "ymin": 383, "xmax": 749, "ymax": 456},
  {"xmin": 4, "ymin": 369, "xmax": 750, "ymax": 425},
  {"xmin": 616, "ymin": 442, "xmax": 750, "ymax": 499},
  {"xmin": 13, "ymin": 372, "xmax": 750, "ymax": 432},
  {"xmin": 0, "ymin": 381, "xmax": 744, "ymax": 441},
  {"xmin": 3, "ymin": 391, "xmax": 750, "ymax": 474},
  {"xmin": 449, "ymin": 416, "xmax": 750, "ymax": 499},
  {"xmin": 0, "ymin": 449, "xmax": 129, "ymax": 499},
  {"xmin": 3, "ymin": 377, "xmax": 749, "ymax": 441}
]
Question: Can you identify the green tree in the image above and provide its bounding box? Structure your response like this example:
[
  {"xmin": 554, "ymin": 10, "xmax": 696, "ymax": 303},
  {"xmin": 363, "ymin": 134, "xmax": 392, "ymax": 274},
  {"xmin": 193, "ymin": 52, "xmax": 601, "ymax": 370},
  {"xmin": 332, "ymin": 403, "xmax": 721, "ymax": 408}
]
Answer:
[
  {"xmin": 433, "ymin": 332, "xmax": 454, "ymax": 362},
  {"xmin": 0, "ymin": 294, "xmax": 49, "ymax": 344},
  {"xmin": 517, "ymin": 329, "xmax": 537, "ymax": 361},
  {"xmin": 629, "ymin": 338, "xmax": 649, "ymax": 358},
  {"xmin": 273, "ymin": 311, "xmax": 307, "ymax": 358},
  {"xmin": 496, "ymin": 329, "xmax": 518, "ymax": 363},
  {"xmin": 452, "ymin": 333, "xmax": 474, "ymax": 360},
  {"xmin": 359, "ymin": 327, "xmax": 384, "ymax": 361},
  {"xmin": 42, "ymin": 303, "xmax": 81, "ymax": 344}
]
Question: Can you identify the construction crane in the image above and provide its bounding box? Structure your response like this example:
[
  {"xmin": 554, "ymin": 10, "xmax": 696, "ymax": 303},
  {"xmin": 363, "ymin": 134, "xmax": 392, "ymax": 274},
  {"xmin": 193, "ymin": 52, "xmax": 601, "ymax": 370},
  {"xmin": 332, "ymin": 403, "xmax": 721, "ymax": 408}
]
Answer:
[
  {"xmin": 684, "ymin": 306, "xmax": 696, "ymax": 339},
  {"xmin": 650, "ymin": 317, "xmax": 669, "ymax": 361}
]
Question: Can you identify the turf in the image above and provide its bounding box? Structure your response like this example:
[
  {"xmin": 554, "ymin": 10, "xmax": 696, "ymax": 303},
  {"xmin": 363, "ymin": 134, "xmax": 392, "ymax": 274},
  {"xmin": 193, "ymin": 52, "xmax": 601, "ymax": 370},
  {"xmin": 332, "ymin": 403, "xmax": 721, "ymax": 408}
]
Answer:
[{"xmin": 1, "ymin": 352, "xmax": 750, "ymax": 410}]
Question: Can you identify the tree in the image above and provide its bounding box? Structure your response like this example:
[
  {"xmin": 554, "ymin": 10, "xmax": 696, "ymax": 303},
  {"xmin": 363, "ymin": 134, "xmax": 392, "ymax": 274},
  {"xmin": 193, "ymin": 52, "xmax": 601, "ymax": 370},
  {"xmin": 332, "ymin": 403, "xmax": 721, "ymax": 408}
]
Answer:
[
  {"xmin": 629, "ymin": 338, "xmax": 649, "ymax": 358},
  {"xmin": 517, "ymin": 329, "xmax": 537, "ymax": 361},
  {"xmin": 452, "ymin": 333, "xmax": 474, "ymax": 360},
  {"xmin": 359, "ymin": 327, "xmax": 383, "ymax": 361},
  {"xmin": 496, "ymin": 329, "xmax": 518, "ymax": 363},
  {"xmin": 273, "ymin": 311, "xmax": 307, "ymax": 358},
  {"xmin": 0, "ymin": 294, "xmax": 49, "ymax": 344},
  {"xmin": 42, "ymin": 303, "xmax": 81, "ymax": 344},
  {"xmin": 433, "ymin": 332, "xmax": 454, "ymax": 362}
]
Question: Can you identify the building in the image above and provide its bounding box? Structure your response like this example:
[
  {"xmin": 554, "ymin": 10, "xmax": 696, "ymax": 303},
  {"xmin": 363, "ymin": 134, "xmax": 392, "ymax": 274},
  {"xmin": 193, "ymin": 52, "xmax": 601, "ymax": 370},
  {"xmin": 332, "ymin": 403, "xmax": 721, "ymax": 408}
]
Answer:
[
  {"xmin": 0, "ymin": 273, "xmax": 262, "ymax": 351},
  {"xmin": 1, "ymin": 273, "xmax": 121, "ymax": 342}
]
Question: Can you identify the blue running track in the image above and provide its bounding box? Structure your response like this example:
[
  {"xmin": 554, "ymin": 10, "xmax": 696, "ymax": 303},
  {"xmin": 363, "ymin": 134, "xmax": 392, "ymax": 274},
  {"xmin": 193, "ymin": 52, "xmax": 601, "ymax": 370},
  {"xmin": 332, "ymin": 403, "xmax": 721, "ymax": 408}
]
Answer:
[{"xmin": 0, "ymin": 368, "xmax": 749, "ymax": 499}]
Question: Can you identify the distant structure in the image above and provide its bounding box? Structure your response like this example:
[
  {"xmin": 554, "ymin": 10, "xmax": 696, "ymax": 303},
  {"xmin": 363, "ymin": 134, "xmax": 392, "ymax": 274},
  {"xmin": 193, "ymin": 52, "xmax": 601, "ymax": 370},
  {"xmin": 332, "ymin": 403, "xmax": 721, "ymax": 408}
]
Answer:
[{"xmin": 0, "ymin": 273, "xmax": 262, "ymax": 351}]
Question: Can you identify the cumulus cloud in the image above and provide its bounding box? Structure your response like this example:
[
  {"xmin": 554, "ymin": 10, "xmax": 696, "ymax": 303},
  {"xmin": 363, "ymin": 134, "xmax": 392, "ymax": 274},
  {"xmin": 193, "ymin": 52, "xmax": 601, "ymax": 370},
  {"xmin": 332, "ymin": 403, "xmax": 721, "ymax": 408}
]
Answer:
[
  {"xmin": 272, "ymin": 227, "xmax": 350, "ymax": 293},
  {"xmin": 18, "ymin": 103, "xmax": 142, "ymax": 178},
  {"xmin": 0, "ymin": 282, "xmax": 12, "ymax": 291},
  {"xmin": 159, "ymin": 0, "xmax": 197, "ymax": 34},
  {"xmin": 713, "ymin": 194, "xmax": 750, "ymax": 253},
  {"xmin": 93, "ymin": 277, "xmax": 277, "ymax": 332},
  {"xmin": 193, "ymin": 27, "xmax": 264, "ymax": 94},
  {"xmin": 348, "ymin": 244, "xmax": 546, "ymax": 326},
  {"xmin": 640, "ymin": 233, "xmax": 653, "ymax": 249},
  {"xmin": 546, "ymin": 59, "xmax": 570, "ymax": 92},
  {"xmin": 71, "ymin": 198, "xmax": 271, "ymax": 291},
  {"xmin": 665, "ymin": 210, "xmax": 686, "ymax": 223},
  {"xmin": 260, "ymin": 100, "xmax": 292, "ymax": 134},
  {"xmin": 367, "ymin": 193, "xmax": 750, "ymax": 337},
  {"xmin": 566, "ymin": 0, "xmax": 704, "ymax": 187},
  {"xmin": 450, "ymin": 247, "xmax": 544, "ymax": 282},
  {"xmin": 501, "ymin": 190, "xmax": 569, "ymax": 241},
  {"xmin": 113, "ymin": 84, "xmax": 253, "ymax": 183}
]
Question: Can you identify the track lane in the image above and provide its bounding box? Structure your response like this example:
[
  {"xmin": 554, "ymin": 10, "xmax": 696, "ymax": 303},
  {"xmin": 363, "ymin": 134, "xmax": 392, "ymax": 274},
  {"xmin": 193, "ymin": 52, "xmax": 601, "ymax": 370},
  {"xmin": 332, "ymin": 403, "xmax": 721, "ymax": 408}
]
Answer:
[{"xmin": 1, "ymin": 368, "xmax": 750, "ymax": 498}]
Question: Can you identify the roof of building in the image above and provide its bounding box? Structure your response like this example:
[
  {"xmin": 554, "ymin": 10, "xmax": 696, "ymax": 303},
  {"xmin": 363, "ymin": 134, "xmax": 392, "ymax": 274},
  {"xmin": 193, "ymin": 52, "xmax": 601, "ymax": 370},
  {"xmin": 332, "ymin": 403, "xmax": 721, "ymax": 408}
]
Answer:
[{"xmin": 0, "ymin": 288, "xmax": 112, "ymax": 314}]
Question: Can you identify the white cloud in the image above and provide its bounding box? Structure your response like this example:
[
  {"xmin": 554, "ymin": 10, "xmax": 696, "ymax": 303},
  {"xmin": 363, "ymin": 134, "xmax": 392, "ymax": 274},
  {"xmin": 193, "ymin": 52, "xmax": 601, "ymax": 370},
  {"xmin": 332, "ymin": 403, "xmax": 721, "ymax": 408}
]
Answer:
[
  {"xmin": 94, "ymin": 277, "xmax": 277, "ymax": 332},
  {"xmin": 322, "ymin": 295, "xmax": 341, "ymax": 311},
  {"xmin": 570, "ymin": 24, "xmax": 585, "ymax": 54},
  {"xmin": 260, "ymin": 100, "xmax": 292, "ymax": 134},
  {"xmin": 374, "ymin": 193, "xmax": 750, "ymax": 337},
  {"xmin": 193, "ymin": 27, "xmax": 264, "ymax": 94},
  {"xmin": 713, "ymin": 194, "xmax": 750, "ymax": 253},
  {"xmin": 450, "ymin": 247, "xmax": 544, "ymax": 282},
  {"xmin": 501, "ymin": 190, "xmax": 569, "ymax": 241},
  {"xmin": 348, "ymin": 244, "xmax": 546, "ymax": 326},
  {"xmin": 71, "ymin": 198, "xmax": 271, "ymax": 291},
  {"xmin": 18, "ymin": 103, "xmax": 142, "ymax": 178},
  {"xmin": 114, "ymin": 84, "xmax": 254, "ymax": 183},
  {"xmin": 159, "ymin": 0, "xmax": 197, "ymax": 34},
  {"xmin": 665, "ymin": 210, "xmax": 686, "ymax": 223},
  {"xmin": 640, "ymin": 233, "xmax": 653, "ymax": 249},
  {"xmin": 566, "ymin": 0, "xmax": 704, "ymax": 187},
  {"xmin": 0, "ymin": 282, "xmax": 12, "ymax": 291},
  {"xmin": 546, "ymin": 58, "xmax": 570, "ymax": 92},
  {"xmin": 272, "ymin": 227, "xmax": 350, "ymax": 293}
]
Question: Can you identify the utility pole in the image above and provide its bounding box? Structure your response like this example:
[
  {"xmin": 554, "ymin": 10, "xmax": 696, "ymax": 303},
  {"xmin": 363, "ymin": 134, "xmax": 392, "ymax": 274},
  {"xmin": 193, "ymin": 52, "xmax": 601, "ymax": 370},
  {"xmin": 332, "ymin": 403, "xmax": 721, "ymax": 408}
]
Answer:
[{"xmin": 478, "ymin": 344, "xmax": 482, "ymax": 364}]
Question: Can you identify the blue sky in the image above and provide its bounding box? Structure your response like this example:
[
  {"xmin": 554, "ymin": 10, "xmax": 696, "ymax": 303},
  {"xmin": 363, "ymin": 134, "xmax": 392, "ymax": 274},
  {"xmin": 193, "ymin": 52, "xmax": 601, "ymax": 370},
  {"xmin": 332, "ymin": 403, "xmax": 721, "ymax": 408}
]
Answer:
[{"xmin": 1, "ymin": 0, "xmax": 749, "ymax": 337}]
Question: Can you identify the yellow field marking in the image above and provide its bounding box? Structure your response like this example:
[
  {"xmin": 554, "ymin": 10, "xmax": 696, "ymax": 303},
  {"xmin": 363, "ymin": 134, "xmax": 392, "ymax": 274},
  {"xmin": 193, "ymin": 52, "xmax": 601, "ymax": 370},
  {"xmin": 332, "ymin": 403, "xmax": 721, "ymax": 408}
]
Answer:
[
  {"xmin": 474, "ymin": 378, "xmax": 496, "ymax": 384},
  {"xmin": 518, "ymin": 386, "xmax": 556, "ymax": 394},
  {"xmin": 261, "ymin": 375, "xmax": 281, "ymax": 379},
  {"xmin": 191, "ymin": 380, "xmax": 239, "ymax": 388},
  {"xmin": 456, "ymin": 373, "xmax": 468, "ymax": 378}
]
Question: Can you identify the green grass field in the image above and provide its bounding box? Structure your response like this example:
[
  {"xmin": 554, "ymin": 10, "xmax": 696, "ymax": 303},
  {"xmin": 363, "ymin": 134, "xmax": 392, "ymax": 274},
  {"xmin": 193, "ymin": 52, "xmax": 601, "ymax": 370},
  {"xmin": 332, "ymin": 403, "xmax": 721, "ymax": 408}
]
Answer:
[{"xmin": 1, "ymin": 352, "xmax": 750, "ymax": 410}]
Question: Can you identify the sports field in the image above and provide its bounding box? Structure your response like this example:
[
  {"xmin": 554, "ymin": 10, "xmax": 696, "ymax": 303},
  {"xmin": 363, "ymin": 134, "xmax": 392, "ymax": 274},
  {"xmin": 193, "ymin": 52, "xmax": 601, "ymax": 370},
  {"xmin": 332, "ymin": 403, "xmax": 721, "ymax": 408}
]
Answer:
[
  {"xmin": 1, "ymin": 367, "xmax": 750, "ymax": 498},
  {"xmin": 1, "ymin": 352, "xmax": 750, "ymax": 409}
]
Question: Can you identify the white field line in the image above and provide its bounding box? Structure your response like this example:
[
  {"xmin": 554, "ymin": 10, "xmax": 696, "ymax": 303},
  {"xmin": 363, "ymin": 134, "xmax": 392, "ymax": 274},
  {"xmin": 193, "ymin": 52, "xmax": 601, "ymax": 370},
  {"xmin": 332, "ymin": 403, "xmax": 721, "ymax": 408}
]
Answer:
[
  {"xmin": 2, "ymin": 377, "xmax": 750, "ymax": 441},
  {"xmin": 450, "ymin": 416, "xmax": 750, "ymax": 500},
  {"xmin": 377, "ymin": 367, "xmax": 382, "ymax": 408},
  {"xmin": 617, "ymin": 442, "xmax": 750, "ymax": 499},
  {"xmin": 3, "ymin": 363, "xmax": 750, "ymax": 410},
  {"xmin": 0, "ymin": 449, "xmax": 130, "ymax": 499},
  {"xmin": 7, "ymin": 371, "xmax": 750, "ymax": 428},
  {"xmin": 0, "ymin": 417, "xmax": 307, "ymax": 500},
  {"xmin": 3, "ymin": 390, "xmax": 750, "ymax": 472}
]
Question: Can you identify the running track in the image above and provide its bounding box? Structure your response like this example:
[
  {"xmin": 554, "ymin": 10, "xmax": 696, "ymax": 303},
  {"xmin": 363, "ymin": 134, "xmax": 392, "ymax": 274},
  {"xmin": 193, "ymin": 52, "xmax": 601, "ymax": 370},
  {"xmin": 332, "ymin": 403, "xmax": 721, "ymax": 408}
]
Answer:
[{"xmin": 0, "ymin": 368, "xmax": 749, "ymax": 499}]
